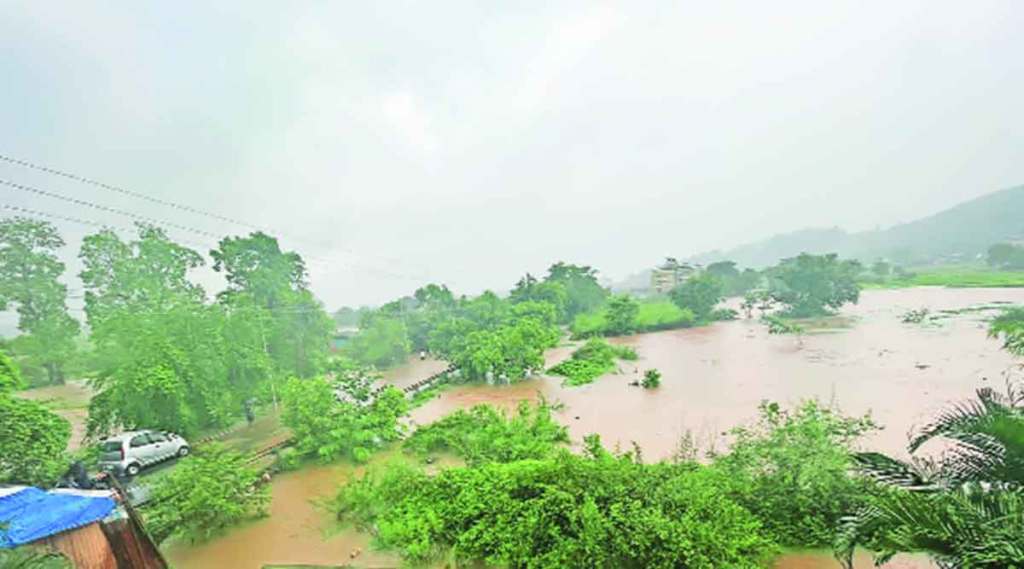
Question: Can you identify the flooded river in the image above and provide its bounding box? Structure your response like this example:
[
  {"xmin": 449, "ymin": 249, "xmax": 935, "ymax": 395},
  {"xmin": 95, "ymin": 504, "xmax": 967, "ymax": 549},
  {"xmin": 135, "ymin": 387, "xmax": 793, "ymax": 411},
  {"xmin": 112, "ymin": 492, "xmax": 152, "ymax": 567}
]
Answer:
[{"xmin": 166, "ymin": 288, "xmax": 1023, "ymax": 569}]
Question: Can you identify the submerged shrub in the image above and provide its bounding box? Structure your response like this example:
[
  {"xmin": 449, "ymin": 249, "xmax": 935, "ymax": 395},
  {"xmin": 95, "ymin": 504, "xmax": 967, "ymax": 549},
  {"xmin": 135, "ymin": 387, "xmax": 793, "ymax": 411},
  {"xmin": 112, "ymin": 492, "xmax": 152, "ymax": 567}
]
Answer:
[
  {"xmin": 548, "ymin": 338, "xmax": 636, "ymax": 386},
  {"xmin": 404, "ymin": 401, "xmax": 568, "ymax": 465},
  {"xmin": 711, "ymin": 400, "xmax": 878, "ymax": 547},
  {"xmin": 335, "ymin": 444, "xmax": 778, "ymax": 568}
]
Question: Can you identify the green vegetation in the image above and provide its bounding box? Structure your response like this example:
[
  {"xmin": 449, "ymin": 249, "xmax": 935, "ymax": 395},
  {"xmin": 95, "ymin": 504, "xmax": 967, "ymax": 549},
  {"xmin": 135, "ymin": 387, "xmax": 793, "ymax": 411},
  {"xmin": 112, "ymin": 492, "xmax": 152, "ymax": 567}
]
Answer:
[
  {"xmin": 989, "ymin": 307, "xmax": 1024, "ymax": 355},
  {"xmin": 763, "ymin": 315, "xmax": 806, "ymax": 345},
  {"xmin": 83, "ymin": 226, "xmax": 334, "ymax": 438},
  {"xmin": 641, "ymin": 368, "xmax": 661, "ymax": 389},
  {"xmin": 670, "ymin": 272, "xmax": 725, "ymax": 321},
  {"xmin": 862, "ymin": 264, "xmax": 1024, "ymax": 289},
  {"xmin": 0, "ymin": 218, "xmax": 79, "ymax": 386},
  {"xmin": 712, "ymin": 401, "xmax": 877, "ymax": 548},
  {"xmin": 335, "ymin": 436, "xmax": 777, "ymax": 568},
  {"xmin": 404, "ymin": 401, "xmax": 568, "ymax": 465},
  {"xmin": 145, "ymin": 444, "xmax": 270, "ymax": 544},
  {"xmin": 571, "ymin": 299, "xmax": 696, "ymax": 338},
  {"xmin": 280, "ymin": 374, "xmax": 408, "ymax": 463},
  {"xmin": 548, "ymin": 338, "xmax": 637, "ymax": 386},
  {"xmin": 765, "ymin": 253, "xmax": 861, "ymax": 317},
  {"xmin": 838, "ymin": 383, "xmax": 1024, "ymax": 567},
  {"xmin": 603, "ymin": 293, "xmax": 639, "ymax": 335},
  {"xmin": 0, "ymin": 550, "xmax": 71, "ymax": 569},
  {"xmin": 0, "ymin": 352, "xmax": 71, "ymax": 486}
]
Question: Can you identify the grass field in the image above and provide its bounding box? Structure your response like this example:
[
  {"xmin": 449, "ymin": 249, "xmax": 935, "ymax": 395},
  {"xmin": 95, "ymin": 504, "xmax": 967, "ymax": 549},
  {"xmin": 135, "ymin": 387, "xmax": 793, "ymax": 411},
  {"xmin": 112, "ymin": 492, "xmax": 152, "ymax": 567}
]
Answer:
[{"xmin": 861, "ymin": 265, "xmax": 1024, "ymax": 289}]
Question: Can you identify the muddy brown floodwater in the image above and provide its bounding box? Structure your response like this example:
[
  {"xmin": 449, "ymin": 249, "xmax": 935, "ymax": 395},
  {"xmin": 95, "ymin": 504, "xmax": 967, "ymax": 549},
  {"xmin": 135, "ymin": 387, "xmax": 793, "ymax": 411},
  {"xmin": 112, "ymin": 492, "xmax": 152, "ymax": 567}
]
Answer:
[{"xmin": 167, "ymin": 288, "xmax": 1023, "ymax": 569}]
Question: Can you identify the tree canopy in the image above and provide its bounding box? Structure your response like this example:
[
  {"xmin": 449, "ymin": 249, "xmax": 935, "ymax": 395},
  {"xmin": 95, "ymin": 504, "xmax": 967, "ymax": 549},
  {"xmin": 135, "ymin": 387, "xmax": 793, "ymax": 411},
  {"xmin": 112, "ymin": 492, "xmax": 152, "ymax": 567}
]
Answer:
[{"xmin": 765, "ymin": 253, "xmax": 861, "ymax": 317}]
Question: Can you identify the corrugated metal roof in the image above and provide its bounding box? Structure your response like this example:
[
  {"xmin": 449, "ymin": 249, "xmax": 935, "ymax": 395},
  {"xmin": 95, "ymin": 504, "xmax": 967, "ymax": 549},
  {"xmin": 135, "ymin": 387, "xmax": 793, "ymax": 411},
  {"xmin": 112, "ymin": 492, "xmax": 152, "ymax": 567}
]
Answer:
[{"xmin": 0, "ymin": 487, "xmax": 116, "ymax": 548}]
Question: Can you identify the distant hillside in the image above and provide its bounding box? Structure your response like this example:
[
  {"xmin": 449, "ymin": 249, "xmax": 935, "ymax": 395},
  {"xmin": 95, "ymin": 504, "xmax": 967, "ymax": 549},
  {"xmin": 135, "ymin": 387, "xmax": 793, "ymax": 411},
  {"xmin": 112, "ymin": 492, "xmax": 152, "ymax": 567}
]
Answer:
[{"xmin": 691, "ymin": 185, "xmax": 1024, "ymax": 268}]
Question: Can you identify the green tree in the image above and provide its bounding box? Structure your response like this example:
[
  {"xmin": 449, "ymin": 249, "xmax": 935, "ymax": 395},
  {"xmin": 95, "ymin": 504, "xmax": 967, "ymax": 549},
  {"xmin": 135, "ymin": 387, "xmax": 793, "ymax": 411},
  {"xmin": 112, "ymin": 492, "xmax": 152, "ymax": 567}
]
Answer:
[
  {"xmin": 346, "ymin": 316, "xmax": 410, "ymax": 368},
  {"xmin": 670, "ymin": 272, "xmax": 724, "ymax": 322},
  {"xmin": 212, "ymin": 232, "xmax": 333, "ymax": 378},
  {"xmin": 0, "ymin": 352, "xmax": 71, "ymax": 486},
  {"xmin": 510, "ymin": 274, "xmax": 569, "ymax": 322},
  {"xmin": 0, "ymin": 218, "xmax": 79, "ymax": 384},
  {"xmin": 603, "ymin": 294, "xmax": 639, "ymax": 335},
  {"xmin": 989, "ymin": 307, "xmax": 1024, "ymax": 356},
  {"xmin": 763, "ymin": 315, "xmax": 806, "ymax": 347},
  {"xmin": 145, "ymin": 444, "xmax": 270, "ymax": 544},
  {"xmin": 987, "ymin": 242, "xmax": 1024, "ymax": 269},
  {"xmin": 544, "ymin": 262, "xmax": 608, "ymax": 319},
  {"xmin": 765, "ymin": 253, "xmax": 860, "ymax": 317},
  {"xmin": 713, "ymin": 400, "xmax": 877, "ymax": 547},
  {"xmin": 870, "ymin": 260, "xmax": 891, "ymax": 278}
]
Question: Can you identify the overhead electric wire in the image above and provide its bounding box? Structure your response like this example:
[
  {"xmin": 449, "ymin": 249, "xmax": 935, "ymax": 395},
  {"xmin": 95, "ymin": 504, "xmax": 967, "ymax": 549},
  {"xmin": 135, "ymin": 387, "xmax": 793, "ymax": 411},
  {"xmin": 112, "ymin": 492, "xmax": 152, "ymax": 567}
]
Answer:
[
  {"xmin": 0, "ymin": 153, "xmax": 261, "ymax": 231},
  {"xmin": 0, "ymin": 152, "xmax": 431, "ymax": 282},
  {"xmin": 0, "ymin": 177, "xmax": 222, "ymax": 240}
]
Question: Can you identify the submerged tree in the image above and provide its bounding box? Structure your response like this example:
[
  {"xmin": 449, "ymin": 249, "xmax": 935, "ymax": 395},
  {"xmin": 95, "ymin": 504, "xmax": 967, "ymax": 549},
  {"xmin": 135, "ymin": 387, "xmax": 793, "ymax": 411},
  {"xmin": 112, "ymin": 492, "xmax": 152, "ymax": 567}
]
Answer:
[{"xmin": 765, "ymin": 253, "xmax": 860, "ymax": 317}]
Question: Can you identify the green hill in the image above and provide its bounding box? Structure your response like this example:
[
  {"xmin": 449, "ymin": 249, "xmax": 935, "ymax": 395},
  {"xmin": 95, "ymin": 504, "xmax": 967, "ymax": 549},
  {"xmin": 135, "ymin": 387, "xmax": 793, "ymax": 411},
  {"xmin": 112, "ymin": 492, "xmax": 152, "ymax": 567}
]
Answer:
[{"xmin": 691, "ymin": 185, "xmax": 1024, "ymax": 267}]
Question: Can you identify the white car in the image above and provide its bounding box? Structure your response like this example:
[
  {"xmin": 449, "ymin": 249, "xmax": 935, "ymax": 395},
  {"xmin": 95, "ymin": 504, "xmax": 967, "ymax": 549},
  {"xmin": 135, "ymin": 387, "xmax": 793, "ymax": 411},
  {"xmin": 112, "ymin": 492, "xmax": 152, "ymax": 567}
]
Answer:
[{"xmin": 97, "ymin": 430, "xmax": 191, "ymax": 477}]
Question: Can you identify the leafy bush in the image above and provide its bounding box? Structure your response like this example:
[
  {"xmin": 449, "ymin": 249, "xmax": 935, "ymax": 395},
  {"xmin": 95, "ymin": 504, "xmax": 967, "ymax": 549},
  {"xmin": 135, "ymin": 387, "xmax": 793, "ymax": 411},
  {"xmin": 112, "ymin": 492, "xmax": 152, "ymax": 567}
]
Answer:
[
  {"xmin": 711, "ymin": 400, "xmax": 877, "ymax": 548},
  {"xmin": 335, "ymin": 445, "xmax": 777, "ymax": 568},
  {"xmin": 642, "ymin": 369, "xmax": 661, "ymax": 389},
  {"xmin": 900, "ymin": 307, "xmax": 930, "ymax": 324},
  {"xmin": 281, "ymin": 375, "xmax": 408, "ymax": 463},
  {"xmin": 404, "ymin": 401, "xmax": 568, "ymax": 465},
  {"xmin": 145, "ymin": 444, "xmax": 269, "ymax": 544},
  {"xmin": 0, "ymin": 392, "xmax": 71, "ymax": 487},
  {"xmin": 710, "ymin": 307, "xmax": 739, "ymax": 321},
  {"xmin": 548, "ymin": 338, "xmax": 636, "ymax": 386}
]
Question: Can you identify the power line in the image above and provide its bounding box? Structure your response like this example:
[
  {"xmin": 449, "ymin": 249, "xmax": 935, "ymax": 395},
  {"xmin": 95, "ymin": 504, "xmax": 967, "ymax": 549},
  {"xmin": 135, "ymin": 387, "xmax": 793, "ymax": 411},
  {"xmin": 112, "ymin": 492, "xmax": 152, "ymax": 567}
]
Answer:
[
  {"xmin": 0, "ymin": 153, "xmax": 261, "ymax": 231},
  {"xmin": 0, "ymin": 177, "xmax": 222, "ymax": 240},
  {"xmin": 0, "ymin": 152, "xmax": 432, "ymax": 282}
]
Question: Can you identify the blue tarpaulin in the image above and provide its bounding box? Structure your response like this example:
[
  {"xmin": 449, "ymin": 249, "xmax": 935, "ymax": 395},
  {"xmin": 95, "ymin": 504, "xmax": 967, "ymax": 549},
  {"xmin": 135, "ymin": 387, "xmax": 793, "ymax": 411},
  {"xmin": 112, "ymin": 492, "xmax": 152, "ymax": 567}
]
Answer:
[{"xmin": 0, "ymin": 487, "xmax": 116, "ymax": 548}]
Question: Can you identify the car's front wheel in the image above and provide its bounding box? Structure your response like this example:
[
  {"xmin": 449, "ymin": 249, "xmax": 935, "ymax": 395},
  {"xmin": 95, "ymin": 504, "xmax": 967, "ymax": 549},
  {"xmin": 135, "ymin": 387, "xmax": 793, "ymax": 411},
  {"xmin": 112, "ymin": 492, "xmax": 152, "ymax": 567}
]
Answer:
[
  {"xmin": 125, "ymin": 463, "xmax": 141, "ymax": 477},
  {"xmin": 177, "ymin": 446, "xmax": 190, "ymax": 458}
]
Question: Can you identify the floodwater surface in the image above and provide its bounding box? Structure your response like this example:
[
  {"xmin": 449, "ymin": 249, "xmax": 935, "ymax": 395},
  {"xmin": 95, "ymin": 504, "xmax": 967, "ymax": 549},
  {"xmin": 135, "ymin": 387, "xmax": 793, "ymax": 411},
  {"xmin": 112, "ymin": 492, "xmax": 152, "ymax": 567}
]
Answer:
[{"xmin": 168, "ymin": 287, "xmax": 1021, "ymax": 568}]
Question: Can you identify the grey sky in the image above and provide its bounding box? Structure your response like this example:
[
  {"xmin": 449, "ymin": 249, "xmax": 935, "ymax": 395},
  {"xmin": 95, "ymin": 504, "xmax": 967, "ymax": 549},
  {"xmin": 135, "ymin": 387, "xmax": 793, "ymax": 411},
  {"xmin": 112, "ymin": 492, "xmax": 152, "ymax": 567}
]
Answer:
[{"xmin": 1, "ymin": 1, "xmax": 1022, "ymax": 314}]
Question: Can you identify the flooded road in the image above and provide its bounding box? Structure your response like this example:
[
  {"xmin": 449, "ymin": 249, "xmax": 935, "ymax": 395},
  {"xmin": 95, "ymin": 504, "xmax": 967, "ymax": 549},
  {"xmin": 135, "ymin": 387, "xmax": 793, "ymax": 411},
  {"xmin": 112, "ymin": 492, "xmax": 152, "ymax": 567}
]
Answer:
[{"xmin": 169, "ymin": 287, "xmax": 1020, "ymax": 568}]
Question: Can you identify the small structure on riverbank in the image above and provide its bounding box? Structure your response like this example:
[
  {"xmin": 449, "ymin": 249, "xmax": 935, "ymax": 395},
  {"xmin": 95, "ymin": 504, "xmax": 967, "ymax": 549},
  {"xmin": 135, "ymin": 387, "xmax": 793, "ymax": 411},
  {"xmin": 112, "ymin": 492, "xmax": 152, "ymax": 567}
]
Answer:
[{"xmin": 0, "ymin": 485, "xmax": 166, "ymax": 569}]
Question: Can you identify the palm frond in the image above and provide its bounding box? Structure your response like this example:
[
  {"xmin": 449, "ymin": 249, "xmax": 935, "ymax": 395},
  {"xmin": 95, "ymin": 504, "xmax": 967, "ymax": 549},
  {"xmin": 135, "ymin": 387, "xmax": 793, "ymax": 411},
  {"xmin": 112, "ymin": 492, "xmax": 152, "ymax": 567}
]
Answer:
[{"xmin": 853, "ymin": 452, "xmax": 936, "ymax": 489}]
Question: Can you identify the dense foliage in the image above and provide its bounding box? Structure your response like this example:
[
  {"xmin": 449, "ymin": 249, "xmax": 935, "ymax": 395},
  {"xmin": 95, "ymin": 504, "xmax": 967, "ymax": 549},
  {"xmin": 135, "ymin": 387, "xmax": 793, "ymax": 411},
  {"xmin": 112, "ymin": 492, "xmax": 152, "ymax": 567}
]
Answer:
[
  {"xmin": 280, "ymin": 374, "xmax": 408, "ymax": 463},
  {"xmin": 838, "ymin": 382, "xmax": 1024, "ymax": 568},
  {"xmin": 335, "ymin": 442, "xmax": 777, "ymax": 568},
  {"xmin": 405, "ymin": 401, "xmax": 568, "ymax": 465},
  {"xmin": 670, "ymin": 273, "xmax": 725, "ymax": 322},
  {"xmin": 83, "ymin": 226, "xmax": 333, "ymax": 438},
  {"xmin": 603, "ymin": 293, "xmax": 639, "ymax": 335},
  {"xmin": 765, "ymin": 253, "xmax": 861, "ymax": 317},
  {"xmin": 0, "ymin": 352, "xmax": 71, "ymax": 486},
  {"xmin": 0, "ymin": 218, "xmax": 79, "ymax": 385},
  {"xmin": 712, "ymin": 400, "xmax": 878, "ymax": 547},
  {"xmin": 145, "ymin": 444, "xmax": 270, "ymax": 544},
  {"xmin": 548, "ymin": 338, "xmax": 637, "ymax": 386}
]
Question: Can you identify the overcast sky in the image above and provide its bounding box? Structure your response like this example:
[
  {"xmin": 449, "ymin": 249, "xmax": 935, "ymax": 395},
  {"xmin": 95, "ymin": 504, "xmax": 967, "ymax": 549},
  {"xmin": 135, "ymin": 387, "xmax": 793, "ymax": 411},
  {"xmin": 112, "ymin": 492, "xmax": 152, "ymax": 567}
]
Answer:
[{"xmin": 1, "ymin": 1, "xmax": 1022, "ymax": 316}]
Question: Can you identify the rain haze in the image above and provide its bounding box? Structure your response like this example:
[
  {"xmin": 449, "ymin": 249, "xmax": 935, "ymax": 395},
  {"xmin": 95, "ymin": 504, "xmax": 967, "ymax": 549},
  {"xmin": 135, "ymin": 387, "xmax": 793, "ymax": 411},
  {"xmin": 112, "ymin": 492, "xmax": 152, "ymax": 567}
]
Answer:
[{"xmin": 2, "ymin": 1, "xmax": 1023, "ymax": 312}]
